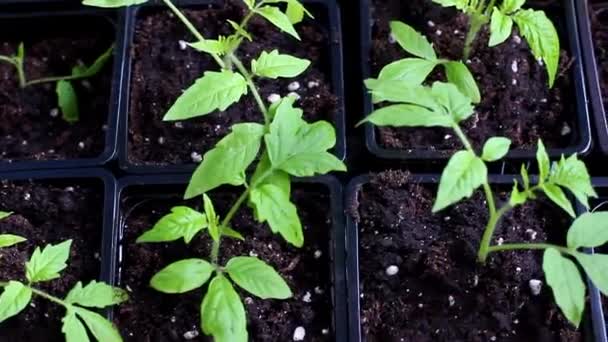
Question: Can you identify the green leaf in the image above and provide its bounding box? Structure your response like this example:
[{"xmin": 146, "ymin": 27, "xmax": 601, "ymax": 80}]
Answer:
[
  {"xmin": 513, "ymin": 9, "xmax": 560, "ymax": 87},
  {"xmin": 77, "ymin": 45, "xmax": 114, "ymax": 77},
  {"xmin": 481, "ymin": 137, "xmax": 511, "ymax": 161},
  {"xmin": 270, "ymin": 0, "xmax": 313, "ymax": 24},
  {"xmin": 227, "ymin": 20, "xmax": 253, "ymax": 41},
  {"xmin": 442, "ymin": 61, "xmax": 481, "ymax": 103},
  {"xmin": 264, "ymin": 98, "xmax": 345, "ymax": 177},
  {"xmin": 543, "ymin": 248, "xmax": 585, "ymax": 328},
  {"xmin": 536, "ymin": 140, "xmax": 550, "ymax": 182},
  {"xmin": 0, "ymin": 234, "xmax": 26, "ymax": 248},
  {"xmin": 0, "ymin": 211, "xmax": 12, "ymax": 220},
  {"xmin": 431, "ymin": 0, "xmax": 470, "ymax": 10},
  {"xmin": 549, "ymin": 154, "xmax": 596, "ymax": 208},
  {"xmin": 203, "ymin": 194, "xmax": 220, "ymax": 243},
  {"xmin": 201, "ymin": 275, "xmax": 247, "ymax": 342},
  {"xmin": 62, "ymin": 310, "xmax": 90, "ymax": 342},
  {"xmin": 82, "ymin": 0, "xmax": 148, "ymax": 8},
  {"xmin": 433, "ymin": 150, "xmax": 487, "ymax": 212},
  {"xmin": 501, "ymin": 0, "xmax": 525, "ymax": 13},
  {"xmin": 567, "ymin": 212, "xmax": 608, "ymax": 249},
  {"xmin": 575, "ymin": 252, "xmax": 608, "ymax": 297},
  {"xmin": 509, "ymin": 181, "xmax": 528, "ymax": 206},
  {"xmin": 521, "ymin": 164, "xmax": 531, "ymax": 190},
  {"xmin": 377, "ymin": 58, "xmax": 437, "ymax": 85},
  {"xmin": 26, "ymin": 240, "xmax": 72, "ymax": 283},
  {"xmin": 56, "ymin": 80, "xmax": 79, "ymax": 124},
  {"xmin": 74, "ymin": 307, "xmax": 122, "ymax": 342},
  {"xmin": 242, "ymin": 0, "xmax": 254, "ymax": 9},
  {"xmin": 361, "ymin": 104, "xmax": 451, "ymax": 127},
  {"xmin": 221, "ymin": 226, "xmax": 244, "ymax": 240},
  {"xmin": 541, "ymin": 183, "xmax": 575, "ymax": 218},
  {"xmin": 163, "ymin": 70, "xmax": 247, "ymax": 121},
  {"xmin": 256, "ymin": 6, "xmax": 300, "ymax": 40},
  {"xmin": 0, "ymin": 281, "xmax": 32, "ymax": 323},
  {"xmin": 430, "ymin": 82, "xmax": 474, "ymax": 122},
  {"xmin": 250, "ymin": 152, "xmax": 291, "ymax": 197},
  {"xmin": 188, "ymin": 39, "xmax": 230, "ymax": 55},
  {"xmin": 489, "ymin": 7, "xmax": 514, "ymax": 47},
  {"xmin": 251, "ymin": 50, "xmax": 311, "ymax": 79},
  {"xmin": 17, "ymin": 43, "xmax": 24, "ymax": 60},
  {"xmin": 365, "ymin": 79, "xmax": 437, "ymax": 106},
  {"xmin": 389, "ymin": 21, "xmax": 436, "ymax": 60},
  {"xmin": 185, "ymin": 123, "xmax": 265, "ymax": 199},
  {"xmin": 150, "ymin": 258, "xmax": 215, "ymax": 294},
  {"xmin": 226, "ymin": 256, "xmax": 292, "ymax": 299},
  {"xmin": 249, "ymin": 184, "xmax": 303, "ymax": 247},
  {"xmin": 66, "ymin": 281, "xmax": 128, "ymax": 308},
  {"xmin": 136, "ymin": 207, "xmax": 207, "ymax": 244}
]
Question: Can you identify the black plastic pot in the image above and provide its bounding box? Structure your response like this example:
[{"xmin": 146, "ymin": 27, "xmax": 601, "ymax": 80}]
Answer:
[
  {"xmin": 0, "ymin": 168, "xmax": 118, "ymax": 314},
  {"xmin": 346, "ymin": 173, "xmax": 602, "ymax": 341},
  {"xmin": 112, "ymin": 174, "xmax": 347, "ymax": 340},
  {"xmin": 0, "ymin": 9, "xmax": 126, "ymax": 171},
  {"xmin": 577, "ymin": 178, "xmax": 608, "ymax": 342},
  {"xmin": 117, "ymin": 0, "xmax": 346, "ymax": 174},
  {"xmin": 358, "ymin": 0, "xmax": 591, "ymax": 161},
  {"xmin": 578, "ymin": 1, "xmax": 608, "ymax": 155}
]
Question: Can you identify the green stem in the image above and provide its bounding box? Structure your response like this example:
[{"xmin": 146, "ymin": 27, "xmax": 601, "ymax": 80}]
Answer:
[
  {"xmin": 488, "ymin": 243, "xmax": 571, "ymax": 256},
  {"xmin": 462, "ymin": 13, "xmax": 487, "ymax": 61},
  {"xmin": 452, "ymin": 123, "xmax": 474, "ymax": 151},
  {"xmin": 0, "ymin": 56, "xmax": 26, "ymax": 88},
  {"xmin": 229, "ymin": 53, "xmax": 269, "ymax": 124},
  {"xmin": 29, "ymin": 286, "xmax": 67, "ymax": 306},
  {"xmin": 477, "ymin": 205, "xmax": 511, "ymax": 263},
  {"xmin": 160, "ymin": 0, "xmax": 225, "ymax": 69},
  {"xmin": 25, "ymin": 73, "xmax": 89, "ymax": 87}
]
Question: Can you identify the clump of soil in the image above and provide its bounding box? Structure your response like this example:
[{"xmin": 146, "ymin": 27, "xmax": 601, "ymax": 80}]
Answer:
[
  {"xmin": 0, "ymin": 15, "xmax": 114, "ymax": 162},
  {"xmin": 591, "ymin": 4, "xmax": 608, "ymax": 109},
  {"xmin": 115, "ymin": 185, "xmax": 334, "ymax": 341},
  {"xmin": 0, "ymin": 180, "xmax": 104, "ymax": 341},
  {"xmin": 128, "ymin": 1, "xmax": 337, "ymax": 166},
  {"xmin": 349, "ymin": 170, "xmax": 580, "ymax": 341},
  {"xmin": 369, "ymin": 0, "xmax": 576, "ymax": 152}
]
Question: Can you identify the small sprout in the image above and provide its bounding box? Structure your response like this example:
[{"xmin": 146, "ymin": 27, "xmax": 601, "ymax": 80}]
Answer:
[
  {"xmin": 385, "ymin": 265, "xmax": 399, "ymax": 276},
  {"xmin": 293, "ymin": 326, "xmax": 306, "ymax": 341}
]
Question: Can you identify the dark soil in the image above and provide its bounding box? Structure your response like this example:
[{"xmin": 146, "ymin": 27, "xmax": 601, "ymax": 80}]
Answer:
[
  {"xmin": 369, "ymin": 0, "xmax": 576, "ymax": 152},
  {"xmin": 115, "ymin": 184, "xmax": 334, "ymax": 341},
  {"xmin": 591, "ymin": 3, "xmax": 608, "ymax": 109},
  {"xmin": 128, "ymin": 2, "xmax": 337, "ymax": 166},
  {"xmin": 349, "ymin": 170, "xmax": 581, "ymax": 341},
  {"xmin": 0, "ymin": 179, "xmax": 104, "ymax": 341},
  {"xmin": 0, "ymin": 15, "xmax": 114, "ymax": 162}
]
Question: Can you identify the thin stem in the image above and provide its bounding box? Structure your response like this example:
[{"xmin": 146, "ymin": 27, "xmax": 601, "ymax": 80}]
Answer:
[
  {"xmin": 0, "ymin": 56, "xmax": 27, "ymax": 88},
  {"xmin": 29, "ymin": 286, "xmax": 66, "ymax": 306},
  {"xmin": 482, "ymin": 182, "xmax": 496, "ymax": 215},
  {"xmin": 452, "ymin": 123, "xmax": 474, "ymax": 151},
  {"xmin": 477, "ymin": 205, "xmax": 511, "ymax": 263},
  {"xmin": 462, "ymin": 13, "xmax": 487, "ymax": 61},
  {"xmin": 160, "ymin": 0, "xmax": 225, "ymax": 69},
  {"xmin": 488, "ymin": 243, "xmax": 571, "ymax": 256},
  {"xmin": 25, "ymin": 73, "xmax": 87, "ymax": 87},
  {"xmin": 229, "ymin": 53, "xmax": 269, "ymax": 124}
]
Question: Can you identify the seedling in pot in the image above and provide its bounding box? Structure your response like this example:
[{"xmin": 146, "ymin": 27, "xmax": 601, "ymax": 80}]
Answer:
[
  {"xmin": 83, "ymin": 0, "xmax": 346, "ymax": 340},
  {"xmin": 0, "ymin": 44, "xmax": 114, "ymax": 123},
  {"xmin": 0, "ymin": 238, "xmax": 128, "ymax": 341},
  {"xmin": 432, "ymin": 0, "xmax": 559, "ymax": 86},
  {"xmin": 361, "ymin": 80, "xmax": 608, "ymax": 328}
]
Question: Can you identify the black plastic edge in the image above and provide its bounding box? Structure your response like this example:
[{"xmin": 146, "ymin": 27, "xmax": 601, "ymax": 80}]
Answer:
[
  {"xmin": 577, "ymin": 0, "xmax": 608, "ymax": 155},
  {"xmin": 0, "ymin": 168, "xmax": 118, "ymax": 317},
  {"xmin": 345, "ymin": 173, "xmax": 601, "ymax": 342},
  {"xmin": 359, "ymin": 0, "xmax": 592, "ymax": 161},
  {"xmin": 114, "ymin": 174, "xmax": 348, "ymax": 341},
  {"xmin": 0, "ymin": 9, "xmax": 125, "ymax": 171},
  {"xmin": 117, "ymin": 0, "xmax": 347, "ymax": 174}
]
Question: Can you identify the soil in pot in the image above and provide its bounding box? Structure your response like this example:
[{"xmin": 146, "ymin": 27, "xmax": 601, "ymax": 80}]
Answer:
[
  {"xmin": 128, "ymin": 1, "xmax": 337, "ymax": 166},
  {"xmin": 591, "ymin": 3, "xmax": 608, "ymax": 110},
  {"xmin": 0, "ymin": 15, "xmax": 115, "ymax": 162},
  {"xmin": 348, "ymin": 170, "xmax": 580, "ymax": 341},
  {"xmin": 115, "ymin": 184, "xmax": 334, "ymax": 341},
  {"xmin": 0, "ymin": 179, "xmax": 105, "ymax": 341},
  {"xmin": 368, "ymin": 0, "xmax": 577, "ymax": 152}
]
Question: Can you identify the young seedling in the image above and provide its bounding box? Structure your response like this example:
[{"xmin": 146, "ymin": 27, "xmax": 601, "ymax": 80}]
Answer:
[
  {"xmin": 0, "ymin": 211, "xmax": 26, "ymax": 248},
  {"xmin": 0, "ymin": 239, "xmax": 128, "ymax": 341},
  {"xmin": 367, "ymin": 21, "xmax": 481, "ymax": 103},
  {"xmin": 83, "ymin": 0, "xmax": 346, "ymax": 340},
  {"xmin": 432, "ymin": 0, "xmax": 559, "ymax": 86},
  {"xmin": 0, "ymin": 44, "xmax": 114, "ymax": 123},
  {"xmin": 361, "ymin": 80, "xmax": 608, "ymax": 328}
]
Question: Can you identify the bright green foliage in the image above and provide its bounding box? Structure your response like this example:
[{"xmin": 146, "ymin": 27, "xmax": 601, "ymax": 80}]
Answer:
[
  {"xmin": 56, "ymin": 80, "xmax": 79, "ymax": 123},
  {"xmin": 251, "ymin": 50, "xmax": 311, "ymax": 79},
  {"xmin": 136, "ymin": 206, "xmax": 208, "ymax": 243},
  {"xmin": 255, "ymin": 6, "xmax": 300, "ymax": 40},
  {"xmin": 225, "ymin": 256, "xmax": 292, "ymax": 299},
  {"xmin": 433, "ymin": 150, "xmax": 487, "ymax": 212},
  {"xmin": 367, "ymin": 21, "xmax": 480, "ymax": 103},
  {"xmin": 481, "ymin": 137, "xmax": 511, "ymax": 161},
  {"xmin": 0, "ymin": 211, "xmax": 12, "ymax": 220},
  {"xmin": 0, "ymin": 240, "xmax": 127, "ymax": 341},
  {"xmin": 250, "ymin": 183, "xmax": 303, "ymax": 246},
  {"xmin": 201, "ymin": 275, "xmax": 247, "ymax": 342},
  {"xmin": 188, "ymin": 36, "xmax": 241, "ymax": 56},
  {"xmin": 150, "ymin": 259, "xmax": 215, "ymax": 293},
  {"xmin": 543, "ymin": 248, "xmax": 585, "ymax": 327},
  {"xmin": 0, "ymin": 234, "xmax": 26, "ymax": 248}
]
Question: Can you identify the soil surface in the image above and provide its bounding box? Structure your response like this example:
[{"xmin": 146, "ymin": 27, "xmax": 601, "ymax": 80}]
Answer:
[
  {"xmin": 349, "ymin": 170, "xmax": 581, "ymax": 341},
  {"xmin": 369, "ymin": 0, "xmax": 576, "ymax": 152},
  {"xmin": 591, "ymin": 3, "xmax": 608, "ymax": 110},
  {"xmin": 0, "ymin": 15, "xmax": 114, "ymax": 162},
  {"xmin": 0, "ymin": 179, "xmax": 104, "ymax": 341},
  {"xmin": 128, "ymin": 1, "xmax": 337, "ymax": 166},
  {"xmin": 115, "ymin": 185, "xmax": 334, "ymax": 341}
]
